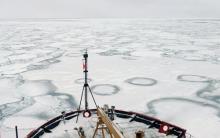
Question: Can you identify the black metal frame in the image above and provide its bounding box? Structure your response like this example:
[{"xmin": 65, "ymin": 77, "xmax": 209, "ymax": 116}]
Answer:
[
  {"xmin": 76, "ymin": 51, "xmax": 97, "ymax": 123},
  {"xmin": 27, "ymin": 109, "xmax": 186, "ymax": 138}
]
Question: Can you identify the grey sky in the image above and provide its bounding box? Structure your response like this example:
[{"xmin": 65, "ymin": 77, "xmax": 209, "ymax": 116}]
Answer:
[{"xmin": 0, "ymin": 0, "xmax": 219, "ymax": 19}]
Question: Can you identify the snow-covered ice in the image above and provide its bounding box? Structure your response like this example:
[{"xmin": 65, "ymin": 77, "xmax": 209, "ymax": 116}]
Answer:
[{"xmin": 0, "ymin": 19, "xmax": 220, "ymax": 138}]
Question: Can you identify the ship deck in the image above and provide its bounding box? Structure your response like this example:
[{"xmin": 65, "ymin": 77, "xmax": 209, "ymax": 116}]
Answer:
[{"xmin": 27, "ymin": 109, "xmax": 186, "ymax": 138}]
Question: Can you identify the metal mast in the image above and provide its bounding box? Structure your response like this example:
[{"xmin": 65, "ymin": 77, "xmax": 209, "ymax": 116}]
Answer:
[
  {"xmin": 83, "ymin": 51, "xmax": 89, "ymax": 110},
  {"xmin": 76, "ymin": 50, "xmax": 97, "ymax": 122}
]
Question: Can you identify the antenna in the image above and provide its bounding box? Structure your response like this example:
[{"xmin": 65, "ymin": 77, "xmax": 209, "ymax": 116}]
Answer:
[
  {"xmin": 83, "ymin": 50, "xmax": 89, "ymax": 110},
  {"xmin": 15, "ymin": 126, "xmax": 18, "ymax": 138},
  {"xmin": 76, "ymin": 51, "xmax": 98, "ymax": 123}
]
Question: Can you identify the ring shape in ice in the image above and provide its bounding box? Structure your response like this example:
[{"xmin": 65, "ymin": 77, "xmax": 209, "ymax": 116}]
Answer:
[
  {"xmin": 75, "ymin": 78, "xmax": 92, "ymax": 84},
  {"xmin": 177, "ymin": 75, "xmax": 211, "ymax": 83},
  {"xmin": 65, "ymin": 52, "xmax": 82, "ymax": 57},
  {"xmin": 125, "ymin": 77, "xmax": 157, "ymax": 86},
  {"xmin": 91, "ymin": 84, "xmax": 120, "ymax": 96}
]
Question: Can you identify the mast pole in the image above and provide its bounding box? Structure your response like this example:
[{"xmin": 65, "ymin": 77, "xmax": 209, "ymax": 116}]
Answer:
[
  {"xmin": 83, "ymin": 50, "xmax": 88, "ymax": 110},
  {"xmin": 76, "ymin": 50, "xmax": 98, "ymax": 122},
  {"xmin": 15, "ymin": 125, "xmax": 18, "ymax": 138}
]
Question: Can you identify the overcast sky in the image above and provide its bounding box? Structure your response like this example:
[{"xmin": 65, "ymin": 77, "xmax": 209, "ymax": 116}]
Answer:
[{"xmin": 0, "ymin": 0, "xmax": 219, "ymax": 19}]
